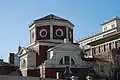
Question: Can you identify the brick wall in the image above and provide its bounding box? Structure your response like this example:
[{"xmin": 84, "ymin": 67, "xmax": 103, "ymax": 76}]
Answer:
[{"xmin": 9, "ymin": 53, "xmax": 15, "ymax": 65}]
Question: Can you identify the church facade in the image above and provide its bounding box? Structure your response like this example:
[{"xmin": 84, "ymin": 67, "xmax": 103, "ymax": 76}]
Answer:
[{"xmin": 18, "ymin": 14, "xmax": 89, "ymax": 79}]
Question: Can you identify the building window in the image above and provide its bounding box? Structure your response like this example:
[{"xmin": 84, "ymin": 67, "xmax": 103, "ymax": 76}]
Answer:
[
  {"xmin": 98, "ymin": 46, "xmax": 101, "ymax": 53},
  {"xmin": 59, "ymin": 56, "xmax": 75, "ymax": 65},
  {"xmin": 104, "ymin": 27, "xmax": 107, "ymax": 31},
  {"xmin": 115, "ymin": 41, "xmax": 118, "ymax": 49},
  {"xmin": 109, "ymin": 43, "xmax": 112, "ymax": 50},
  {"xmin": 111, "ymin": 24, "xmax": 115, "ymax": 28},
  {"xmin": 112, "ymin": 42, "xmax": 114, "ymax": 49},
  {"xmin": 106, "ymin": 44, "xmax": 109, "ymax": 51},
  {"xmin": 59, "ymin": 57, "xmax": 63, "ymax": 65},
  {"xmin": 92, "ymin": 48, "xmax": 95, "ymax": 54},
  {"xmin": 104, "ymin": 44, "xmax": 106, "ymax": 52},
  {"xmin": 65, "ymin": 56, "xmax": 70, "ymax": 65}
]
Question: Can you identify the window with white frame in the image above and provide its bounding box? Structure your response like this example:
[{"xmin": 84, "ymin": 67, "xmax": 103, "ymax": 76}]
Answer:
[
  {"xmin": 104, "ymin": 27, "xmax": 107, "ymax": 31},
  {"xmin": 111, "ymin": 24, "xmax": 115, "ymax": 28},
  {"xmin": 59, "ymin": 56, "xmax": 75, "ymax": 65},
  {"xmin": 115, "ymin": 41, "xmax": 118, "ymax": 49},
  {"xmin": 104, "ymin": 44, "xmax": 106, "ymax": 52},
  {"xmin": 98, "ymin": 46, "xmax": 101, "ymax": 53},
  {"xmin": 20, "ymin": 59, "xmax": 26, "ymax": 69},
  {"xmin": 109, "ymin": 43, "xmax": 112, "ymax": 50}
]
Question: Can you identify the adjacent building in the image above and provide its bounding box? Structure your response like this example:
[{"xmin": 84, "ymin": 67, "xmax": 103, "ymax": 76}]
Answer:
[
  {"xmin": 0, "ymin": 58, "xmax": 21, "ymax": 76},
  {"xmin": 9, "ymin": 46, "xmax": 21, "ymax": 67},
  {"xmin": 77, "ymin": 17, "xmax": 120, "ymax": 79},
  {"xmin": 78, "ymin": 17, "xmax": 120, "ymax": 58}
]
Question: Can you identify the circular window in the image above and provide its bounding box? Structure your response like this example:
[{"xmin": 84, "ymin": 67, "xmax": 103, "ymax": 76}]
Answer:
[
  {"xmin": 56, "ymin": 29, "xmax": 63, "ymax": 37},
  {"xmin": 39, "ymin": 29, "xmax": 47, "ymax": 37}
]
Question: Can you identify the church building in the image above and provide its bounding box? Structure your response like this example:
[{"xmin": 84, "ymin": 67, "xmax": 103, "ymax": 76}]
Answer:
[{"xmin": 18, "ymin": 14, "xmax": 89, "ymax": 78}]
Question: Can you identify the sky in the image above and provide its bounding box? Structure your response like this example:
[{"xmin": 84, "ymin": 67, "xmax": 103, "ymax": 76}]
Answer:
[{"xmin": 0, "ymin": 0, "xmax": 119, "ymax": 62}]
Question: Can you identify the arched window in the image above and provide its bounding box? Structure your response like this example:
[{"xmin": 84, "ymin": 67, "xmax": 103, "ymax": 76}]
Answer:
[
  {"xmin": 59, "ymin": 56, "xmax": 75, "ymax": 65},
  {"xmin": 65, "ymin": 56, "xmax": 69, "ymax": 65}
]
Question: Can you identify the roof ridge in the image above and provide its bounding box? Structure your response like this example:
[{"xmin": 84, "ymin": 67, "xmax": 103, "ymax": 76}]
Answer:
[
  {"xmin": 29, "ymin": 14, "xmax": 74, "ymax": 27},
  {"xmin": 35, "ymin": 14, "xmax": 68, "ymax": 21}
]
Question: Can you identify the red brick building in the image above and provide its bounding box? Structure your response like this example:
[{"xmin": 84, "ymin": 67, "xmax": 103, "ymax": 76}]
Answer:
[{"xmin": 18, "ymin": 14, "xmax": 89, "ymax": 79}]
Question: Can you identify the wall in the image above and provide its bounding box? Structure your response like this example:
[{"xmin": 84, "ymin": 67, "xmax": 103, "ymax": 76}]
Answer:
[
  {"xmin": 30, "ymin": 19, "xmax": 73, "ymax": 43},
  {"xmin": 9, "ymin": 53, "xmax": 15, "ymax": 64},
  {"xmin": 27, "ymin": 52, "xmax": 36, "ymax": 67},
  {"xmin": 0, "ymin": 75, "xmax": 56, "ymax": 80},
  {"xmin": 14, "ymin": 53, "xmax": 20, "ymax": 67},
  {"xmin": 46, "ymin": 43, "xmax": 89, "ymax": 68},
  {"xmin": 20, "ymin": 54, "xmax": 28, "ymax": 70},
  {"xmin": 101, "ymin": 20, "xmax": 117, "ymax": 32},
  {"xmin": 117, "ymin": 19, "xmax": 120, "ymax": 31}
]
